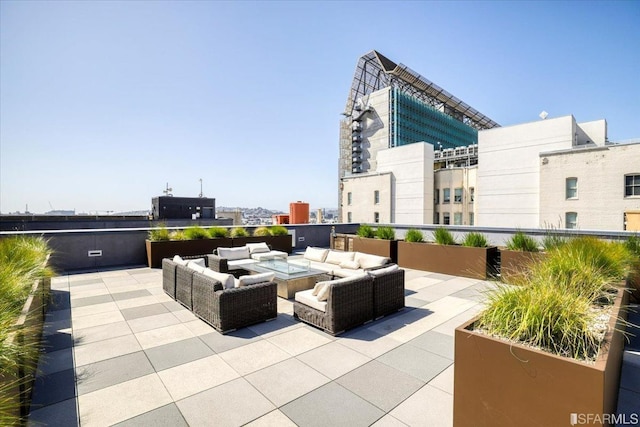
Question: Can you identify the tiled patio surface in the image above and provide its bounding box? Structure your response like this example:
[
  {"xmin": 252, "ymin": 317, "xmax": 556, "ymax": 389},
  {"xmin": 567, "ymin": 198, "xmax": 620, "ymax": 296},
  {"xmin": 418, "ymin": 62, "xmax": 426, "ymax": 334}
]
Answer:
[{"xmin": 27, "ymin": 257, "xmax": 640, "ymax": 426}]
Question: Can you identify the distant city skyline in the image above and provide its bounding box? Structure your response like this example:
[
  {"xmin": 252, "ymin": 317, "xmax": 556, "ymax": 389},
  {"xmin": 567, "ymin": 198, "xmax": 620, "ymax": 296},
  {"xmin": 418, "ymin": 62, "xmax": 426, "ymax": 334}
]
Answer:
[{"xmin": 1, "ymin": 1, "xmax": 639, "ymax": 214}]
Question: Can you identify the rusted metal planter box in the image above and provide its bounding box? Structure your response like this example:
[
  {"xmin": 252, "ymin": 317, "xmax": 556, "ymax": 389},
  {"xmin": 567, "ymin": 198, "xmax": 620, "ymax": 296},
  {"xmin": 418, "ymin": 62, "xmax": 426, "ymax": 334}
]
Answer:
[
  {"xmin": 499, "ymin": 249, "xmax": 547, "ymax": 284},
  {"xmin": 453, "ymin": 286, "xmax": 629, "ymax": 427},
  {"xmin": 397, "ymin": 241, "xmax": 497, "ymax": 279},
  {"xmin": 351, "ymin": 237, "xmax": 398, "ymax": 263}
]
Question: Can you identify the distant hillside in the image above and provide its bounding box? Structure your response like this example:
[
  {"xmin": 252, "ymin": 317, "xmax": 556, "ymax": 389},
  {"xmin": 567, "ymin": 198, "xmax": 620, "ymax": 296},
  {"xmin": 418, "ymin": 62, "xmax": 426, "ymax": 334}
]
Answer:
[{"xmin": 217, "ymin": 207, "xmax": 286, "ymax": 216}]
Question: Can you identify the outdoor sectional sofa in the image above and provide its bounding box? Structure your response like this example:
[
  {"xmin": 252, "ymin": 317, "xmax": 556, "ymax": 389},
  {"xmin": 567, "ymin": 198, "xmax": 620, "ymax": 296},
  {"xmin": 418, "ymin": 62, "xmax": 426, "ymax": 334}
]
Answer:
[
  {"xmin": 162, "ymin": 256, "xmax": 277, "ymax": 334},
  {"xmin": 293, "ymin": 263, "xmax": 406, "ymax": 335},
  {"xmin": 299, "ymin": 246, "xmax": 392, "ymax": 278}
]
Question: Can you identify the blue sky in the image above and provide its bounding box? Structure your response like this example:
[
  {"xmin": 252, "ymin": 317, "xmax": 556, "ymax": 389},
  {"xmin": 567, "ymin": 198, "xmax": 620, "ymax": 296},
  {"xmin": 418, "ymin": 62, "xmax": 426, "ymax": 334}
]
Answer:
[{"xmin": 1, "ymin": 1, "xmax": 638, "ymax": 214}]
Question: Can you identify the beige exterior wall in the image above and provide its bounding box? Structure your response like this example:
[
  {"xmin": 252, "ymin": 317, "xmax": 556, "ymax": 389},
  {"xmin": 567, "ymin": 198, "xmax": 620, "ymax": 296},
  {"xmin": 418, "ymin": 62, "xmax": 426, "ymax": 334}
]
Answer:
[
  {"xmin": 360, "ymin": 87, "xmax": 391, "ymax": 173},
  {"xmin": 434, "ymin": 167, "xmax": 477, "ymax": 225},
  {"xmin": 476, "ymin": 115, "xmax": 607, "ymax": 228},
  {"xmin": 539, "ymin": 143, "xmax": 640, "ymax": 231},
  {"xmin": 341, "ymin": 173, "xmax": 392, "ymax": 223},
  {"xmin": 377, "ymin": 143, "xmax": 434, "ymax": 224}
]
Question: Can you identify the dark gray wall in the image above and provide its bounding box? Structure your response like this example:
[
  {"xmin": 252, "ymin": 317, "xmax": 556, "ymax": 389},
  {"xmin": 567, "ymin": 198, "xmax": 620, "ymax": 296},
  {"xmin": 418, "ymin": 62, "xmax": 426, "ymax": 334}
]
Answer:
[
  {"xmin": 2, "ymin": 223, "xmax": 634, "ymax": 273},
  {"xmin": 0, "ymin": 216, "xmax": 232, "ymax": 231}
]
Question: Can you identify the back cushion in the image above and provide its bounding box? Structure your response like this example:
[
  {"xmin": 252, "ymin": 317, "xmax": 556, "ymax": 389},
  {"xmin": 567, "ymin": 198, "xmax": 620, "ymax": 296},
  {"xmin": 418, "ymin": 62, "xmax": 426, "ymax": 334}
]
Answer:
[
  {"xmin": 237, "ymin": 272, "xmax": 276, "ymax": 287},
  {"xmin": 188, "ymin": 258, "xmax": 206, "ymax": 268},
  {"xmin": 324, "ymin": 250, "xmax": 355, "ymax": 266},
  {"xmin": 172, "ymin": 255, "xmax": 188, "ymax": 266},
  {"xmin": 202, "ymin": 268, "xmax": 235, "ymax": 290},
  {"xmin": 367, "ymin": 264, "xmax": 399, "ymax": 277},
  {"xmin": 304, "ymin": 247, "xmax": 329, "ymax": 263},
  {"xmin": 247, "ymin": 242, "xmax": 270, "ymax": 254},
  {"xmin": 355, "ymin": 252, "xmax": 389, "ymax": 269},
  {"xmin": 218, "ymin": 246, "xmax": 250, "ymax": 260}
]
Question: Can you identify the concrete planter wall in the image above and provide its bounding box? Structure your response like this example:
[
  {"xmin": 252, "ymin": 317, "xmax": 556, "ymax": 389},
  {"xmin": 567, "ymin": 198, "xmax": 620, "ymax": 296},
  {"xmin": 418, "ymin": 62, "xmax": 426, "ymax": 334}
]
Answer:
[
  {"xmin": 397, "ymin": 241, "xmax": 497, "ymax": 279},
  {"xmin": 351, "ymin": 237, "xmax": 398, "ymax": 263},
  {"xmin": 1, "ymin": 276, "xmax": 50, "ymax": 420},
  {"xmin": 453, "ymin": 286, "xmax": 629, "ymax": 427},
  {"xmin": 499, "ymin": 249, "xmax": 547, "ymax": 284},
  {"xmin": 145, "ymin": 238, "xmax": 232, "ymax": 268}
]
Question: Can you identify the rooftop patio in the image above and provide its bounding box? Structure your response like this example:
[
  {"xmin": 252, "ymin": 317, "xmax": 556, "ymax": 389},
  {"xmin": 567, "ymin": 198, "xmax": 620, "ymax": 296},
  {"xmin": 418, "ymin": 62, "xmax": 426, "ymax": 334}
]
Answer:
[{"xmin": 26, "ymin": 253, "xmax": 640, "ymax": 426}]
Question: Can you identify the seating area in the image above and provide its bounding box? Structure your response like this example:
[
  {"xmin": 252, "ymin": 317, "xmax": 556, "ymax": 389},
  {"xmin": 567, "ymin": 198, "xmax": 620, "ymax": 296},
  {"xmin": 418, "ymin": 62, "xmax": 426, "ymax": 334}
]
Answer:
[{"xmin": 26, "ymin": 252, "xmax": 640, "ymax": 426}]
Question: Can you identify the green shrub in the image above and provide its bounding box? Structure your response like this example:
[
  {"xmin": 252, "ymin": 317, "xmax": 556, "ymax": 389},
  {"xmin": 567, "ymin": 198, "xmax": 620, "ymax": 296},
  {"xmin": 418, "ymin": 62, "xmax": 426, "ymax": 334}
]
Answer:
[
  {"xmin": 478, "ymin": 283, "xmax": 600, "ymax": 360},
  {"xmin": 356, "ymin": 224, "xmax": 375, "ymax": 238},
  {"xmin": 170, "ymin": 230, "xmax": 187, "ymax": 241},
  {"xmin": 208, "ymin": 227, "xmax": 228, "ymax": 238},
  {"xmin": 269, "ymin": 225, "xmax": 289, "ymax": 236},
  {"xmin": 462, "ymin": 232, "xmax": 489, "ymax": 248},
  {"xmin": 376, "ymin": 226, "xmax": 395, "ymax": 240},
  {"xmin": 404, "ymin": 229, "xmax": 424, "ymax": 243},
  {"xmin": 253, "ymin": 226, "xmax": 270, "ymax": 237},
  {"xmin": 506, "ymin": 231, "xmax": 539, "ymax": 252},
  {"xmin": 625, "ymin": 234, "xmax": 640, "ymax": 257},
  {"xmin": 433, "ymin": 227, "xmax": 456, "ymax": 245},
  {"xmin": 148, "ymin": 224, "xmax": 170, "ymax": 241},
  {"xmin": 230, "ymin": 227, "xmax": 249, "ymax": 238},
  {"xmin": 0, "ymin": 236, "xmax": 53, "ymax": 424},
  {"xmin": 184, "ymin": 226, "xmax": 209, "ymax": 240}
]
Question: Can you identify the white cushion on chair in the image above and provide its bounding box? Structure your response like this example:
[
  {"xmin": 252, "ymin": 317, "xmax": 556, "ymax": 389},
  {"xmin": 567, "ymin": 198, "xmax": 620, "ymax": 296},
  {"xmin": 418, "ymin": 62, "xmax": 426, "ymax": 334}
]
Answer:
[
  {"xmin": 303, "ymin": 247, "xmax": 329, "ymax": 262},
  {"xmin": 218, "ymin": 246, "xmax": 250, "ymax": 260},
  {"xmin": 325, "ymin": 250, "xmax": 355, "ymax": 265},
  {"xmin": 172, "ymin": 255, "xmax": 188, "ymax": 266},
  {"xmin": 295, "ymin": 289, "xmax": 327, "ymax": 312},
  {"xmin": 247, "ymin": 242, "xmax": 270, "ymax": 254},
  {"xmin": 237, "ymin": 272, "xmax": 275, "ymax": 287},
  {"xmin": 202, "ymin": 268, "xmax": 235, "ymax": 290}
]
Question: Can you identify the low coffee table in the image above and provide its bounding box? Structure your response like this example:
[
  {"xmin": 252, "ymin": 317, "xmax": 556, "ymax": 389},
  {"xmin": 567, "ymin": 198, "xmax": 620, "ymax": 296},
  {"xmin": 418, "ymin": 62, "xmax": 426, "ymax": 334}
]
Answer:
[{"xmin": 242, "ymin": 258, "xmax": 328, "ymax": 299}]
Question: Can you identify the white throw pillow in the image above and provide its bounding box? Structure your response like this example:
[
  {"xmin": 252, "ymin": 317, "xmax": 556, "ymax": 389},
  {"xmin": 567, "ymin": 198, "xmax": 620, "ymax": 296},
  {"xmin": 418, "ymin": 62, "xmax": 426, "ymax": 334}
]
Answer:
[
  {"xmin": 325, "ymin": 250, "xmax": 355, "ymax": 265},
  {"xmin": 186, "ymin": 261, "xmax": 206, "ymax": 274},
  {"xmin": 312, "ymin": 280, "xmax": 330, "ymax": 296},
  {"xmin": 217, "ymin": 246, "xmax": 250, "ymax": 261},
  {"xmin": 246, "ymin": 242, "xmax": 270, "ymax": 254},
  {"xmin": 237, "ymin": 272, "xmax": 276, "ymax": 287},
  {"xmin": 188, "ymin": 258, "xmax": 206, "ymax": 268},
  {"xmin": 355, "ymin": 252, "xmax": 389, "ymax": 269},
  {"xmin": 367, "ymin": 264, "xmax": 399, "ymax": 277},
  {"xmin": 339, "ymin": 259, "xmax": 360, "ymax": 270},
  {"xmin": 316, "ymin": 283, "xmax": 331, "ymax": 301},
  {"xmin": 202, "ymin": 268, "xmax": 235, "ymax": 290},
  {"xmin": 172, "ymin": 255, "xmax": 188, "ymax": 266},
  {"xmin": 304, "ymin": 247, "xmax": 329, "ymax": 263}
]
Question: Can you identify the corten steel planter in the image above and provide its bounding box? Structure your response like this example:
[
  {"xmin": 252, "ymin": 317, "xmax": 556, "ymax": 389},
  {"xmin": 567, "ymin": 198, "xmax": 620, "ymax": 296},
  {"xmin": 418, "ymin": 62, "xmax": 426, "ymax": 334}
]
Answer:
[
  {"xmin": 397, "ymin": 241, "xmax": 497, "ymax": 279},
  {"xmin": 499, "ymin": 249, "xmax": 547, "ymax": 284},
  {"xmin": 453, "ymin": 286, "xmax": 629, "ymax": 427},
  {"xmin": 352, "ymin": 237, "xmax": 398, "ymax": 263},
  {"xmin": 145, "ymin": 238, "xmax": 232, "ymax": 268}
]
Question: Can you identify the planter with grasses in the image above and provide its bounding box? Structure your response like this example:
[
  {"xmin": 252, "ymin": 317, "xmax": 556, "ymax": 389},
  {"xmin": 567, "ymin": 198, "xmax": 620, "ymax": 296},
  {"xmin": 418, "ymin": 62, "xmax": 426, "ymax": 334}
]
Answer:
[
  {"xmin": 351, "ymin": 225, "xmax": 398, "ymax": 262},
  {"xmin": 145, "ymin": 225, "xmax": 232, "ymax": 268},
  {"xmin": 499, "ymin": 231, "xmax": 546, "ymax": 284},
  {"xmin": 398, "ymin": 228, "xmax": 497, "ymax": 279},
  {"xmin": 454, "ymin": 237, "xmax": 633, "ymax": 426},
  {"xmin": 0, "ymin": 236, "xmax": 53, "ymax": 424}
]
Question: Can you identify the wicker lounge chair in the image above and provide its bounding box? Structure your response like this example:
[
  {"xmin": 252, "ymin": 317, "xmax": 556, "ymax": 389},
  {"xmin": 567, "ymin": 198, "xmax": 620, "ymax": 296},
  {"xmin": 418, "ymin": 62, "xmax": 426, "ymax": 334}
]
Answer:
[
  {"xmin": 371, "ymin": 267, "xmax": 405, "ymax": 319},
  {"xmin": 175, "ymin": 264, "xmax": 197, "ymax": 309},
  {"xmin": 191, "ymin": 272, "xmax": 277, "ymax": 334},
  {"xmin": 162, "ymin": 258, "xmax": 179, "ymax": 299},
  {"xmin": 293, "ymin": 274, "xmax": 374, "ymax": 336}
]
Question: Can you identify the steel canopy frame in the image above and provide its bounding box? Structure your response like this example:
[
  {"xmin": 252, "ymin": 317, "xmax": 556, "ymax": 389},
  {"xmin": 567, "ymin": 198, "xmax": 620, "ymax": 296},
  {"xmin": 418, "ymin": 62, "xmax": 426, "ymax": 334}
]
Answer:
[{"xmin": 344, "ymin": 51, "xmax": 499, "ymax": 131}]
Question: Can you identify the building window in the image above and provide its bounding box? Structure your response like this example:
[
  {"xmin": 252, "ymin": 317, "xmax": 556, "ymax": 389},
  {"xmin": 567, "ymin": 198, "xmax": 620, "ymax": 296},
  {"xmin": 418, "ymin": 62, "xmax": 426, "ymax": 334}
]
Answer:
[
  {"xmin": 454, "ymin": 212, "xmax": 462, "ymax": 225},
  {"xmin": 454, "ymin": 188, "xmax": 463, "ymax": 203},
  {"xmin": 374, "ymin": 190, "xmax": 380, "ymax": 204},
  {"xmin": 347, "ymin": 212, "xmax": 352, "ymax": 223},
  {"xmin": 566, "ymin": 178, "xmax": 578, "ymax": 199},
  {"xmin": 374, "ymin": 212, "xmax": 380, "ymax": 223},
  {"xmin": 434, "ymin": 212, "xmax": 439, "ymax": 224},
  {"xmin": 566, "ymin": 212, "xmax": 577, "ymax": 229},
  {"xmin": 347, "ymin": 192, "xmax": 352, "ymax": 205},
  {"xmin": 434, "ymin": 189, "xmax": 440, "ymax": 205},
  {"xmin": 470, "ymin": 187, "xmax": 475, "ymax": 203},
  {"xmin": 469, "ymin": 212, "xmax": 474, "ymax": 226},
  {"xmin": 443, "ymin": 213, "xmax": 450, "ymax": 225},
  {"xmin": 625, "ymin": 174, "xmax": 640, "ymax": 197},
  {"xmin": 443, "ymin": 188, "xmax": 450, "ymax": 204}
]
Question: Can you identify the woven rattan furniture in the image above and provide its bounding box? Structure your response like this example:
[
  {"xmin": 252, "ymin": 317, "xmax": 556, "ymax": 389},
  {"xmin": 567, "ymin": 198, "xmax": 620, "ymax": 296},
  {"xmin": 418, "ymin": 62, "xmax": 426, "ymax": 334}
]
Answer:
[
  {"xmin": 191, "ymin": 273, "xmax": 277, "ymax": 334},
  {"xmin": 241, "ymin": 259, "xmax": 330, "ymax": 299},
  {"xmin": 175, "ymin": 264, "xmax": 197, "ymax": 309},
  {"xmin": 371, "ymin": 267, "xmax": 405, "ymax": 319},
  {"xmin": 293, "ymin": 274, "xmax": 374, "ymax": 336},
  {"xmin": 162, "ymin": 258, "xmax": 179, "ymax": 298}
]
